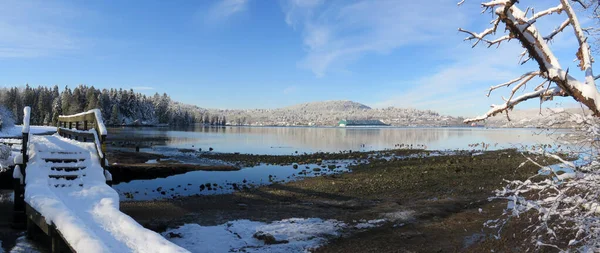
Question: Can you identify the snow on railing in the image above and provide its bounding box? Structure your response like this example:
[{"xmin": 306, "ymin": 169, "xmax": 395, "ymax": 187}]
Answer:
[
  {"xmin": 22, "ymin": 106, "xmax": 30, "ymax": 134},
  {"xmin": 58, "ymin": 108, "xmax": 110, "ymax": 184},
  {"xmin": 59, "ymin": 109, "xmax": 107, "ymax": 135}
]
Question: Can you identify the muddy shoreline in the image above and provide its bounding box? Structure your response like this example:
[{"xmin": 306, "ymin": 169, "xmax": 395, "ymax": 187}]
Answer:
[
  {"xmin": 120, "ymin": 149, "xmax": 558, "ymax": 252},
  {"xmin": 0, "ymin": 149, "xmax": 560, "ymax": 252},
  {"xmin": 105, "ymin": 150, "xmax": 239, "ymax": 183}
]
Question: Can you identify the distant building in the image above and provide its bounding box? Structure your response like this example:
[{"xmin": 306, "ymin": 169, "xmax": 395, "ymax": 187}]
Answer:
[{"xmin": 338, "ymin": 119, "xmax": 388, "ymax": 127}]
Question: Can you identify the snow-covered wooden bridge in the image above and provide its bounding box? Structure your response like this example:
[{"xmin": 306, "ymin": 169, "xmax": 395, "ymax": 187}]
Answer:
[{"xmin": 11, "ymin": 107, "xmax": 188, "ymax": 253}]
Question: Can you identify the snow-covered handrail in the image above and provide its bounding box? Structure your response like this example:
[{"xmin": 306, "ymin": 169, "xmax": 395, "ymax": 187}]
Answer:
[
  {"xmin": 58, "ymin": 109, "xmax": 107, "ymax": 136},
  {"xmin": 57, "ymin": 109, "xmax": 108, "ymax": 172}
]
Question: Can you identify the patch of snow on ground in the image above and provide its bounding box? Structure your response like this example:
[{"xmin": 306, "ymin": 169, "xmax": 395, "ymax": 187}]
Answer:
[
  {"xmin": 354, "ymin": 219, "xmax": 386, "ymax": 229},
  {"xmin": 8, "ymin": 236, "xmax": 46, "ymax": 253},
  {"xmin": 0, "ymin": 191, "xmax": 13, "ymax": 203},
  {"xmin": 0, "ymin": 126, "xmax": 55, "ymax": 138},
  {"xmin": 163, "ymin": 218, "xmax": 346, "ymax": 253},
  {"xmin": 382, "ymin": 210, "xmax": 415, "ymax": 222}
]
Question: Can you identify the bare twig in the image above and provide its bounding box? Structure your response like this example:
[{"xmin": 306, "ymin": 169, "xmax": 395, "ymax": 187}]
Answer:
[
  {"xmin": 544, "ymin": 19, "xmax": 571, "ymax": 41},
  {"xmin": 487, "ymin": 71, "xmax": 540, "ymax": 97}
]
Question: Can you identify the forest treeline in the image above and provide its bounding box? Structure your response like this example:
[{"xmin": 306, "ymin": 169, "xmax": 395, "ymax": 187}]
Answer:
[
  {"xmin": 0, "ymin": 85, "xmax": 227, "ymax": 126},
  {"xmin": 0, "ymin": 85, "xmax": 462, "ymax": 128}
]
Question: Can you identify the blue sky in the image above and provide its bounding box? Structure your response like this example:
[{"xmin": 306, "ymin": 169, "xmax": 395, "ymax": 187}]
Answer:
[{"xmin": 0, "ymin": 0, "xmax": 594, "ymax": 117}]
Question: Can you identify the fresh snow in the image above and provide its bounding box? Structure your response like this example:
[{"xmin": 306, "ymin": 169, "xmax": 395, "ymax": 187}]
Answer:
[
  {"xmin": 163, "ymin": 218, "xmax": 347, "ymax": 253},
  {"xmin": 22, "ymin": 107, "xmax": 30, "ymax": 134},
  {"xmin": 8, "ymin": 236, "xmax": 40, "ymax": 253},
  {"xmin": 0, "ymin": 191, "xmax": 12, "ymax": 203},
  {"xmin": 59, "ymin": 109, "xmax": 107, "ymax": 135},
  {"xmin": 354, "ymin": 219, "xmax": 386, "ymax": 229},
  {"xmin": 24, "ymin": 134, "xmax": 187, "ymax": 253},
  {"xmin": 0, "ymin": 125, "xmax": 56, "ymax": 138}
]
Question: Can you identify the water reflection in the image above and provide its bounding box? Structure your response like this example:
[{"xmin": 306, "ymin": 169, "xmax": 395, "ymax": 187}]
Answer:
[
  {"xmin": 107, "ymin": 126, "xmax": 559, "ymax": 155},
  {"xmin": 114, "ymin": 161, "xmax": 353, "ymax": 201}
]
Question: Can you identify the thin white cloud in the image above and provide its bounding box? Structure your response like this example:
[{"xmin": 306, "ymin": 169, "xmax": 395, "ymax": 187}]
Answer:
[
  {"xmin": 372, "ymin": 43, "xmax": 532, "ymax": 116},
  {"xmin": 205, "ymin": 0, "xmax": 250, "ymax": 23},
  {"xmin": 282, "ymin": 0, "xmax": 467, "ymax": 77},
  {"xmin": 131, "ymin": 86, "xmax": 155, "ymax": 91}
]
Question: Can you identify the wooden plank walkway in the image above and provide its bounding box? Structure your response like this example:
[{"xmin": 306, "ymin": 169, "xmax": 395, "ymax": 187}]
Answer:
[{"xmin": 11, "ymin": 107, "xmax": 188, "ymax": 253}]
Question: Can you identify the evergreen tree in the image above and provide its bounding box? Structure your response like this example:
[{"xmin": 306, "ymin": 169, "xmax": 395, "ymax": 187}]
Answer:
[
  {"xmin": 110, "ymin": 104, "xmax": 119, "ymax": 125},
  {"xmin": 51, "ymin": 96, "xmax": 62, "ymax": 126},
  {"xmin": 85, "ymin": 88, "xmax": 99, "ymax": 111}
]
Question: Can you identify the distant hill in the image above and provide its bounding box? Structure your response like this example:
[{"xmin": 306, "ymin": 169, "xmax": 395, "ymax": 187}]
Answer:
[
  {"xmin": 284, "ymin": 100, "xmax": 371, "ymax": 111},
  {"xmin": 207, "ymin": 100, "xmax": 464, "ymax": 127},
  {"xmin": 482, "ymin": 107, "xmax": 592, "ymax": 128}
]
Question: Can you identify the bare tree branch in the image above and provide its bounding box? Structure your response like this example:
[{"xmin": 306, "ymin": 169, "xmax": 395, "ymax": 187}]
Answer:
[
  {"xmin": 487, "ymin": 71, "xmax": 540, "ymax": 96},
  {"xmin": 571, "ymin": 0, "xmax": 587, "ymax": 8},
  {"xmin": 544, "ymin": 19, "xmax": 571, "ymax": 41},
  {"xmin": 560, "ymin": 0, "xmax": 596, "ymax": 84},
  {"xmin": 461, "ymin": 0, "xmax": 600, "ymax": 123},
  {"xmin": 520, "ymin": 4, "xmax": 564, "ymax": 25},
  {"xmin": 465, "ymin": 87, "xmax": 566, "ymax": 123}
]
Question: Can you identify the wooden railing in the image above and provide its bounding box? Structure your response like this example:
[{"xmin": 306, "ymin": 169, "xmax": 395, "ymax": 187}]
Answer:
[
  {"xmin": 57, "ymin": 109, "xmax": 109, "ymax": 177},
  {"xmin": 12, "ymin": 106, "xmax": 30, "ymax": 226}
]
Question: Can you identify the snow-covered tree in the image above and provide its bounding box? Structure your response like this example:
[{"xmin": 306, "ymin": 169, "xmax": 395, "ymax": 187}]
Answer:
[
  {"xmin": 0, "ymin": 105, "xmax": 15, "ymax": 132},
  {"xmin": 459, "ymin": 0, "xmax": 600, "ymax": 250},
  {"xmin": 110, "ymin": 104, "xmax": 120, "ymax": 125},
  {"xmin": 460, "ymin": 0, "xmax": 598, "ymax": 123}
]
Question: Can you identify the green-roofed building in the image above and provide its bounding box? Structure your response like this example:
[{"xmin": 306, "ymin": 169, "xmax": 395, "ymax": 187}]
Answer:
[{"xmin": 338, "ymin": 119, "xmax": 388, "ymax": 127}]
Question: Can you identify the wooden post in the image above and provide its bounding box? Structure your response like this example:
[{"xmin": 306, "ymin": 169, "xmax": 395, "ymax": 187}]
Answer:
[
  {"xmin": 84, "ymin": 120, "xmax": 88, "ymax": 130},
  {"xmin": 22, "ymin": 133, "xmax": 28, "ymax": 172},
  {"xmin": 100, "ymin": 135, "xmax": 107, "ymax": 169},
  {"xmin": 68, "ymin": 122, "xmax": 72, "ymax": 129},
  {"xmin": 12, "ymin": 176, "xmax": 25, "ymax": 227},
  {"xmin": 75, "ymin": 122, "xmax": 80, "ymax": 130}
]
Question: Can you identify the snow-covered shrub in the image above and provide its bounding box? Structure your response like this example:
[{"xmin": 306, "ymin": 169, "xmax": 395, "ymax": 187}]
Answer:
[
  {"xmin": 0, "ymin": 106, "xmax": 15, "ymax": 132},
  {"xmin": 486, "ymin": 114, "xmax": 600, "ymax": 251},
  {"xmin": 0, "ymin": 144, "xmax": 11, "ymax": 172},
  {"xmin": 0, "ymin": 145, "xmax": 10, "ymax": 161}
]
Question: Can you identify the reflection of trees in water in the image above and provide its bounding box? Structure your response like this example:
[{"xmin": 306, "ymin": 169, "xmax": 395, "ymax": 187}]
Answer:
[
  {"xmin": 109, "ymin": 126, "xmax": 557, "ymax": 152},
  {"xmin": 106, "ymin": 127, "xmax": 171, "ymax": 146},
  {"xmin": 157, "ymin": 127, "xmax": 499, "ymax": 151}
]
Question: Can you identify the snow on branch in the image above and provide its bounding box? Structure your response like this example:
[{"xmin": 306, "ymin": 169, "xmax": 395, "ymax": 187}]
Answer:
[
  {"xmin": 523, "ymin": 4, "xmax": 564, "ymax": 24},
  {"xmin": 466, "ymin": 86, "xmax": 566, "ymax": 122},
  {"xmin": 544, "ymin": 19, "xmax": 571, "ymax": 41},
  {"xmin": 461, "ymin": 0, "xmax": 600, "ymax": 124},
  {"xmin": 486, "ymin": 71, "xmax": 540, "ymax": 96},
  {"xmin": 560, "ymin": 0, "xmax": 595, "ymax": 84}
]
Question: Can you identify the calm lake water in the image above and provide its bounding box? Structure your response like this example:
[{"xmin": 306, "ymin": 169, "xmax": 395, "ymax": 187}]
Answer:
[
  {"xmin": 108, "ymin": 126, "xmax": 565, "ymax": 201},
  {"xmin": 107, "ymin": 126, "xmax": 562, "ymax": 155}
]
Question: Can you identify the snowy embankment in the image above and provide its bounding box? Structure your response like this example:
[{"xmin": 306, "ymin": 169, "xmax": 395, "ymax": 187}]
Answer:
[
  {"xmin": 24, "ymin": 134, "xmax": 188, "ymax": 253},
  {"xmin": 163, "ymin": 218, "xmax": 386, "ymax": 252}
]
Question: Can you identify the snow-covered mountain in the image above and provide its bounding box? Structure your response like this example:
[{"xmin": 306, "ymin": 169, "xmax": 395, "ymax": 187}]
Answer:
[{"xmin": 207, "ymin": 100, "xmax": 464, "ymax": 126}]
